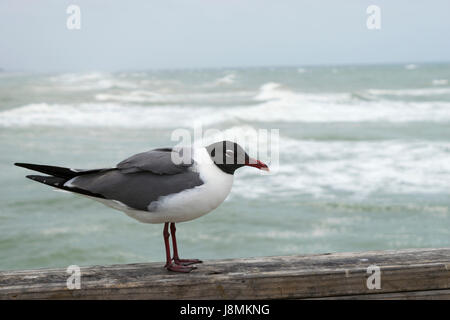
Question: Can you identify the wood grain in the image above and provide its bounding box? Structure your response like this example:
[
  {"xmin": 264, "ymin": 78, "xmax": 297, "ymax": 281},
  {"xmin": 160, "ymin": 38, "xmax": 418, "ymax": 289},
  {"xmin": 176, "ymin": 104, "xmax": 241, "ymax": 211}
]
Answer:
[{"xmin": 0, "ymin": 248, "xmax": 449, "ymax": 299}]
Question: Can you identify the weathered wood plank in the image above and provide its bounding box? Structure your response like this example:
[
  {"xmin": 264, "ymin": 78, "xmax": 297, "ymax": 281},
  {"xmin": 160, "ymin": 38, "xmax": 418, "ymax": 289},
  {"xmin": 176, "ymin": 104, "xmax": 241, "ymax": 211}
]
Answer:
[
  {"xmin": 310, "ymin": 289, "xmax": 450, "ymax": 300},
  {"xmin": 0, "ymin": 248, "xmax": 449, "ymax": 299}
]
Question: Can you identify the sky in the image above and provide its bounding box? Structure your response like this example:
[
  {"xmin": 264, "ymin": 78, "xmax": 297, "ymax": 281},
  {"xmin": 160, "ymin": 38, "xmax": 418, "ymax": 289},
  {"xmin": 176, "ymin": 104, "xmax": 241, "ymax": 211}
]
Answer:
[{"xmin": 0, "ymin": 0, "xmax": 449, "ymax": 71}]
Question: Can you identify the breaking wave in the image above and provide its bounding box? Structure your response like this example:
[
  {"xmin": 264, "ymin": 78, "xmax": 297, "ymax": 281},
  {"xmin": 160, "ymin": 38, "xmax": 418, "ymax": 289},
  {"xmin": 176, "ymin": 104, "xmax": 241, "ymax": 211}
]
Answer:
[
  {"xmin": 232, "ymin": 136, "xmax": 450, "ymax": 199},
  {"xmin": 0, "ymin": 103, "xmax": 223, "ymax": 128},
  {"xmin": 2, "ymin": 78, "xmax": 450, "ymax": 128},
  {"xmin": 242, "ymin": 82, "xmax": 450, "ymax": 123}
]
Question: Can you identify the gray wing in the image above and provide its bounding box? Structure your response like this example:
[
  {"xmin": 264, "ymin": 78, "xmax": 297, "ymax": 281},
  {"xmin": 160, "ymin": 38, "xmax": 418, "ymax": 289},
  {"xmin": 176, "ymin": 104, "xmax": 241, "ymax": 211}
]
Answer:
[
  {"xmin": 116, "ymin": 147, "xmax": 192, "ymax": 175},
  {"xmin": 67, "ymin": 147, "xmax": 203, "ymax": 211}
]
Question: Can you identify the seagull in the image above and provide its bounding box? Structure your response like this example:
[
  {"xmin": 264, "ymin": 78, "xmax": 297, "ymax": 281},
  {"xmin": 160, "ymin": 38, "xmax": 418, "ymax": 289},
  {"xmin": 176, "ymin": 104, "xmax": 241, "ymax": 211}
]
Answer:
[{"xmin": 15, "ymin": 140, "xmax": 269, "ymax": 272}]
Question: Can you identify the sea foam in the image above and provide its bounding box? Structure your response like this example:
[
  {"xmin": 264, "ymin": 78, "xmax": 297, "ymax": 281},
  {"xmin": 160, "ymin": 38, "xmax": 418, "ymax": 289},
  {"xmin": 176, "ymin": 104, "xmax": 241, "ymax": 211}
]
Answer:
[
  {"xmin": 0, "ymin": 103, "xmax": 223, "ymax": 128},
  {"xmin": 241, "ymin": 83, "xmax": 450, "ymax": 123}
]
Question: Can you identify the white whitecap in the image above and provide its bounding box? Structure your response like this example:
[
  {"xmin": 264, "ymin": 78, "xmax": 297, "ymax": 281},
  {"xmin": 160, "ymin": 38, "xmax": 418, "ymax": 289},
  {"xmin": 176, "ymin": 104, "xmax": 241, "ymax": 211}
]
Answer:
[
  {"xmin": 432, "ymin": 79, "xmax": 448, "ymax": 86},
  {"xmin": 0, "ymin": 103, "xmax": 224, "ymax": 128},
  {"xmin": 244, "ymin": 83, "xmax": 450, "ymax": 123},
  {"xmin": 404, "ymin": 64, "xmax": 417, "ymax": 70}
]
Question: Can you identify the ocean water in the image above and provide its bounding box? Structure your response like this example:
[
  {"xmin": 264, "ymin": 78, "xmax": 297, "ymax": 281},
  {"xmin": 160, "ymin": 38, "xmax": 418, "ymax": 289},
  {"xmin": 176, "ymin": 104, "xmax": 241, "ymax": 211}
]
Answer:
[{"xmin": 1, "ymin": 64, "xmax": 449, "ymax": 270}]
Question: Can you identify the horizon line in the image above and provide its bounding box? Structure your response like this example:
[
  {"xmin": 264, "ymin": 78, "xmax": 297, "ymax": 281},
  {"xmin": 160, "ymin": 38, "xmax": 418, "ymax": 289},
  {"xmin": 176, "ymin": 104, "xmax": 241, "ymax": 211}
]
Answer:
[{"xmin": 2, "ymin": 59, "xmax": 450, "ymax": 74}]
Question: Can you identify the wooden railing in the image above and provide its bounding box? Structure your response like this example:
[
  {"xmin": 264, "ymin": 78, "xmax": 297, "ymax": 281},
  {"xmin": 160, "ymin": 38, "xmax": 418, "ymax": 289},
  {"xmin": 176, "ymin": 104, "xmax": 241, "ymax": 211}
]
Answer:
[{"xmin": 1, "ymin": 248, "xmax": 449, "ymax": 299}]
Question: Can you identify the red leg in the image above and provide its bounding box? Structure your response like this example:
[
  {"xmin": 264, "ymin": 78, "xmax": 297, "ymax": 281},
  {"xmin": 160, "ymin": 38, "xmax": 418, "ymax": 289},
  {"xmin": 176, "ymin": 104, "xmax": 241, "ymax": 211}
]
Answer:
[
  {"xmin": 163, "ymin": 222, "xmax": 196, "ymax": 273},
  {"xmin": 163, "ymin": 222, "xmax": 171, "ymax": 267},
  {"xmin": 170, "ymin": 222, "xmax": 202, "ymax": 266}
]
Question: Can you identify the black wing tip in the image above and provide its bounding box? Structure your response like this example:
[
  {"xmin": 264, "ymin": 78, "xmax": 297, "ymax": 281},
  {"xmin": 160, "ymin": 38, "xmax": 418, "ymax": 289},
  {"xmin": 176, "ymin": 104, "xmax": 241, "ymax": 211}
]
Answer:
[
  {"xmin": 15, "ymin": 162, "xmax": 28, "ymax": 167},
  {"xmin": 25, "ymin": 175, "xmax": 66, "ymax": 189},
  {"xmin": 15, "ymin": 162, "xmax": 42, "ymax": 170},
  {"xmin": 25, "ymin": 174, "xmax": 49, "ymax": 180},
  {"xmin": 15, "ymin": 162, "xmax": 75, "ymax": 179},
  {"xmin": 24, "ymin": 174, "xmax": 106, "ymax": 199}
]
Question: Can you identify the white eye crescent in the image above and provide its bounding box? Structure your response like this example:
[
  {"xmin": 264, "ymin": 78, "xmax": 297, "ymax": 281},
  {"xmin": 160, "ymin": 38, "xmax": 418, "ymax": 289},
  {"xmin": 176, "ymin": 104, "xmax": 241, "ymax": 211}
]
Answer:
[{"xmin": 225, "ymin": 149, "xmax": 234, "ymax": 157}]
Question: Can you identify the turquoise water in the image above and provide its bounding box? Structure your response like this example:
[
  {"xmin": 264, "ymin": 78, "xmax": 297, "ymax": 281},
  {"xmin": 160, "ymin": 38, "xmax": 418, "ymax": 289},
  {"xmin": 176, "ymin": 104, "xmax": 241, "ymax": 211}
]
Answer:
[{"xmin": 1, "ymin": 64, "xmax": 449, "ymax": 270}]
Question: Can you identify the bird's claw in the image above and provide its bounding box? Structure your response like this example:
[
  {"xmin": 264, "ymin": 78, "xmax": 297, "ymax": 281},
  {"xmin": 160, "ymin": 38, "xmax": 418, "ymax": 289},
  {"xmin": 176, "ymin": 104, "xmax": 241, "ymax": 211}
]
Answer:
[
  {"xmin": 174, "ymin": 258, "xmax": 203, "ymax": 266},
  {"xmin": 165, "ymin": 262, "xmax": 197, "ymax": 273}
]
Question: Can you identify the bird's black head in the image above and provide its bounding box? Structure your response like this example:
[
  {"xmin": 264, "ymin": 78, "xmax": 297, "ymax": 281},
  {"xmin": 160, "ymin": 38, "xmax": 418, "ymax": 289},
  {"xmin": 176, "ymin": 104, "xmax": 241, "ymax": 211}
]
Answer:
[{"xmin": 206, "ymin": 140, "xmax": 269, "ymax": 175}]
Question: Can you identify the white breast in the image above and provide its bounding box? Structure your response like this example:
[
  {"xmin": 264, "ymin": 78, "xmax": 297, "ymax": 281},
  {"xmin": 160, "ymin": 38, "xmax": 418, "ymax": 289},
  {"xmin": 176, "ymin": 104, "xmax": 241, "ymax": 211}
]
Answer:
[{"xmin": 121, "ymin": 147, "xmax": 234, "ymax": 224}]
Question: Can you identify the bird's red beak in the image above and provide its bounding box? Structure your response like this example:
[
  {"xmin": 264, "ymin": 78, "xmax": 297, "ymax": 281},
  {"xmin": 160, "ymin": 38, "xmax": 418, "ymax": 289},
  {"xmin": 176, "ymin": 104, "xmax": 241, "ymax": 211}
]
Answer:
[{"xmin": 245, "ymin": 157, "xmax": 270, "ymax": 171}]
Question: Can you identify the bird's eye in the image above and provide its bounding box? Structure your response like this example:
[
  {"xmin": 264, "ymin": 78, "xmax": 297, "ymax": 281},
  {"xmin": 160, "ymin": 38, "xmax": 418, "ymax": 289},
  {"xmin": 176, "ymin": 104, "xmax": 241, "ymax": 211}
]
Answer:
[{"xmin": 211, "ymin": 149, "xmax": 216, "ymax": 157}]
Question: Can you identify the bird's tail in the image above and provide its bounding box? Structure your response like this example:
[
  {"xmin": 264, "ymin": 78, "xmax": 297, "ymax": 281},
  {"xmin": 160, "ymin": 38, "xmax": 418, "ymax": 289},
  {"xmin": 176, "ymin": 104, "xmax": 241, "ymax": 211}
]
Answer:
[
  {"xmin": 14, "ymin": 163, "xmax": 103, "ymax": 179},
  {"xmin": 15, "ymin": 163, "xmax": 110, "ymax": 198}
]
